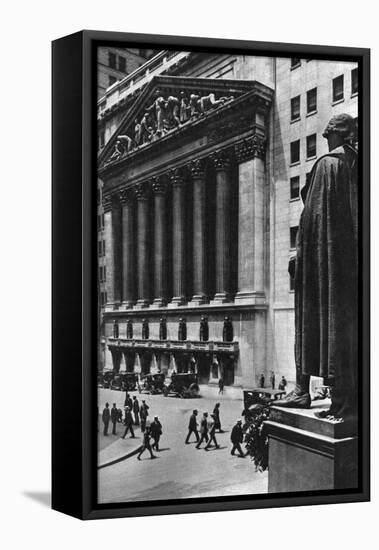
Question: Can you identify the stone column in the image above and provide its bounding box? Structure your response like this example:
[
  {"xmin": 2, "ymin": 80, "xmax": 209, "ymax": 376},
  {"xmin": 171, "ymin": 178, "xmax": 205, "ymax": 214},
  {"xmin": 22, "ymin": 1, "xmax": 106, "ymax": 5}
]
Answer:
[
  {"xmin": 135, "ymin": 182, "xmax": 150, "ymax": 308},
  {"xmin": 190, "ymin": 159, "xmax": 208, "ymax": 305},
  {"xmin": 234, "ymin": 135, "xmax": 266, "ymax": 304},
  {"xmin": 102, "ymin": 194, "xmax": 115, "ymax": 309},
  {"xmin": 103, "ymin": 193, "xmax": 122, "ymax": 309},
  {"xmin": 211, "ymin": 150, "xmax": 232, "ymax": 303},
  {"xmin": 120, "ymin": 189, "xmax": 135, "ymax": 308},
  {"xmin": 152, "ymin": 176, "xmax": 168, "ymax": 306},
  {"xmin": 170, "ymin": 168, "xmax": 186, "ymax": 306}
]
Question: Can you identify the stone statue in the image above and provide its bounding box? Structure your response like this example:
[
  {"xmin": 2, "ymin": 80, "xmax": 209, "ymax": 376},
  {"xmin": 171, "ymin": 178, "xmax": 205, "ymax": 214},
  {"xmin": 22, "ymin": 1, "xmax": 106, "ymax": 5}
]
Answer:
[
  {"xmin": 275, "ymin": 114, "xmax": 358, "ymax": 421},
  {"xmin": 165, "ymin": 95, "xmax": 181, "ymax": 128},
  {"xmin": 142, "ymin": 318, "xmax": 149, "ymax": 340},
  {"xmin": 178, "ymin": 318, "xmax": 187, "ymax": 341},
  {"xmin": 109, "ymin": 140, "xmax": 124, "ymax": 162},
  {"xmin": 126, "ymin": 319, "xmax": 133, "ymax": 339},
  {"xmin": 117, "ymin": 134, "xmax": 134, "ymax": 153},
  {"xmin": 189, "ymin": 92, "xmax": 201, "ymax": 117},
  {"xmin": 147, "ymin": 89, "xmax": 166, "ymax": 134},
  {"xmin": 179, "ymin": 92, "xmax": 190, "ymax": 123},
  {"xmin": 222, "ymin": 316, "xmax": 233, "ymax": 342},
  {"xmin": 159, "ymin": 317, "xmax": 167, "ymax": 341},
  {"xmin": 140, "ymin": 112, "xmax": 152, "ymax": 144},
  {"xmin": 113, "ymin": 320, "xmax": 119, "ymax": 339},
  {"xmin": 199, "ymin": 316, "xmax": 209, "ymax": 342},
  {"xmin": 199, "ymin": 92, "xmax": 225, "ymax": 113},
  {"xmin": 134, "ymin": 118, "xmax": 142, "ymax": 146}
]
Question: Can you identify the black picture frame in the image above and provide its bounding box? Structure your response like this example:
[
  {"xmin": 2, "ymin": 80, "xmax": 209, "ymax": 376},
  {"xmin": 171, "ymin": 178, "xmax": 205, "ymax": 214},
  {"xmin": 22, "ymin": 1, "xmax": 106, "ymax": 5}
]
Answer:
[{"xmin": 52, "ymin": 30, "xmax": 370, "ymax": 520}]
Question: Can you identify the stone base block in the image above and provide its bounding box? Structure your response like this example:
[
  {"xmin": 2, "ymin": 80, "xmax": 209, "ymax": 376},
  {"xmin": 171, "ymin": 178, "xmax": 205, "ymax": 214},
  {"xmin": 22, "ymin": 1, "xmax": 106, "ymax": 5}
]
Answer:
[
  {"xmin": 265, "ymin": 404, "xmax": 358, "ymax": 493},
  {"xmin": 167, "ymin": 296, "xmax": 187, "ymax": 307}
]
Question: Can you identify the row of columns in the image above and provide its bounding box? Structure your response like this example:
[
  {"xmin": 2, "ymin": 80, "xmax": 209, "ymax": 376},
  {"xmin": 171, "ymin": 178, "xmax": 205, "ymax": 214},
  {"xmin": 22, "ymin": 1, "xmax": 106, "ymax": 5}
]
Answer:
[{"xmin": 103, "ymin": 135, "xmax": 266, "ymax": 309}]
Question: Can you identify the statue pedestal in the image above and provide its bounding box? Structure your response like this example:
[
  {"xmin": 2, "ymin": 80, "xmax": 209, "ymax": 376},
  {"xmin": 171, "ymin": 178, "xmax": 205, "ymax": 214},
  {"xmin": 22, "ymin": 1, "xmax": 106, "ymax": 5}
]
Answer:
[{"xmin": 264, "ymin": 401, "xmax": 358, "ymax": 493}]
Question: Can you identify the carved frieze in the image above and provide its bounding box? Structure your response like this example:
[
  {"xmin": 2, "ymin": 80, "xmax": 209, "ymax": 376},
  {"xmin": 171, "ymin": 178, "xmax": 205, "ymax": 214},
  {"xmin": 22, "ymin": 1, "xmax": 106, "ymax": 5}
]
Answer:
[{"xmin": 210, "ymin": 149, "xmax": 232, "ymax": 171}]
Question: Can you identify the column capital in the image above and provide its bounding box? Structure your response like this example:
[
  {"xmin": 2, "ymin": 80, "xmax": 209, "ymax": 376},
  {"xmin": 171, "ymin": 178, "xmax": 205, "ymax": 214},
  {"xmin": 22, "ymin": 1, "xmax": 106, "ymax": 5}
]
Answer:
[
  {"xmin": 189, "ymin": 158, "xmax": 206, "ymax": 178},
  {"xmin": 119, "ymin": 188, "xmax": 134, "ymax": 205},
  {"xmin": 210, "ymin": 149, "xmax": 232, "ymax": 171},
  {"xmin": 134, "ymin": 182, "xmax": 151, "ymax": 201},
  {"xmin": 151, "ymin": 175, "xmax": 168, "ymax": 195},
  {"xmin": 234, "ymin": 134, "xmax": 266, "ymax": 162},
  {"xmin": 169, "ymin": 167, "xmax": 185, "ymax": 187}
]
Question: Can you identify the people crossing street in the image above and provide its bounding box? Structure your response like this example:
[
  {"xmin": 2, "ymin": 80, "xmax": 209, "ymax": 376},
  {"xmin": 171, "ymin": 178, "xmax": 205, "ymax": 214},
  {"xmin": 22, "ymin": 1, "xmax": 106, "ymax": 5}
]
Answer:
[
  {"xmin": 213, "ymin": 403, "xmax": 223, "ymax": 433},
  {"xmin": 111, "ymin": 403, "xmax": 118, "ymax": 435},
  {"xmin": 137, "ymin": 426, "xmax": 156, "ymax": 460},
  {"xmin": 204, "ymin": 413, "xmax": 220, "ymax": 450},
  {"xmin": 132, "ymin": 395, "xmax": 140, "ymax": 425},
  {"xmin": 196, "ymin": 412, "xmax": 209, "ymax": 449},
  {"xmin": 185, "ymin": 409, "xmax": 199, "ymax": 444},
  {"xmin": 122, "ymin": 406, "xmax": 135, "ymax": 439},
  {"xmin": 230, "ymin": 420, "xmax": 245, "ymax": 457},
  {"xmin": 140, "ymin": 400, "xmax": 150, "ymax": 432},
  {"xmin": 150, "ymin": 416, "xmax": 163, "ymax": 451},
  {"xmin": 102, "ymin": 402, "xmax": 110, "ymax": 436}
]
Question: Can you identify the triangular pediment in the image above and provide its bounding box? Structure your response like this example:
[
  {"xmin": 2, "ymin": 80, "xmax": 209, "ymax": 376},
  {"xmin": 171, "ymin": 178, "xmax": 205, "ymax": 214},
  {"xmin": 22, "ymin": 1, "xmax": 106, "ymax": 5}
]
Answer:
[{"xmin": 98, "ymin": 75, "xmax": 262, "ymax": 170}]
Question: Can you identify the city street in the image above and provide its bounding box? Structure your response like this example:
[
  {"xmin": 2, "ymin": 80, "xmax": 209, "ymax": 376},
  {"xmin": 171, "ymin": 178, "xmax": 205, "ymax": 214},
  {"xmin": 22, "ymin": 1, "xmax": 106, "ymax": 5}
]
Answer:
[{"xmin": 98, "ymin": 386, "xmax": 268, "ymax": 503}]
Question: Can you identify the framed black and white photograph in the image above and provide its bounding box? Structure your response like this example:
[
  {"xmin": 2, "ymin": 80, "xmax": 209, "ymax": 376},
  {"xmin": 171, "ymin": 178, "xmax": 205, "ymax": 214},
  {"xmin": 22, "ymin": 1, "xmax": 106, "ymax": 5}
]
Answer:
[{"xmin": 52, "ymin": 30, "xmax": 370, "ymax": 520}]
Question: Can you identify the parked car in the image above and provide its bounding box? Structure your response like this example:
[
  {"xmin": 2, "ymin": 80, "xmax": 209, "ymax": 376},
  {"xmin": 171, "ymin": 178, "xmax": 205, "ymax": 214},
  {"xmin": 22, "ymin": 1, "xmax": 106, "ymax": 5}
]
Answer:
[
  {"xmin": 102, "ymin": 371, "xmax": 115, "ymax": 389},
  {"xmin": 163, "ymin": 373, "xmax": 200, "ymax": 398},
  {"xmin": 110, "ymin": 372, "xmax": 139, "ymax": 391},
  {"xmin": 139, "ymin": 373, "xmax": 166, "ymax": 394}
]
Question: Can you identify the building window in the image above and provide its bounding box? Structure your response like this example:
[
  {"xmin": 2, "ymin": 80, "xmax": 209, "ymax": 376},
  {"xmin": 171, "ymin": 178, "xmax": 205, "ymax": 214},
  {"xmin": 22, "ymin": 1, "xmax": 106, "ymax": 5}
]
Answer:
[
  {"xmin": 289, "ymin": 274, "xmax": 295, "ymax": 291},
  {"xmin": 97, "ymin": 214, "xmax": 104, "ymax": 230},
  {"xmin": 100, "ymin": 131, "xmax": 105, "ymax": 148},
  {"xmin": 307, "ymin": 88, "xmax": 317, "ymax": 114},
  {"xmin": 291, "ymin": 96, "xmax": 301, "ymax": 121},
  {"xmin": 108, "ymin": 75, "xmax": 117, "ymax": 87},
  {"xmin": 291, "ymin": 58, "xmax": 301, "ymax": 69},
  {"xmin": 98, "ymin": 241, "xmax": 102, "ymax": 256},
  {"xmin": 290, "ymin": 176, "xmax": 300, "ymax": 200},
  {"xmin": 290, "ymin": 226, "xmax": 298, "ymax": 249},
  {"xmin": 332, "ymin": 75, "xmax": 344, "ymax": 102},
  {"xmin": 351, "ymin": 68, "xmax": 358, "ymax": 95},
  {"xmin": 290, "ymin": 140, "xmax": 300, "ymax": 164},
  {"xmin": 108, "ymin": 52, "xmax": 116, "ymax": 69},
  {"xmin": 306, "ymin": 134, "xmax": 317, "ymax": 159},
  {"xmin": 118, "ymin": 56, "xmax": 126, "ymax": 72}
]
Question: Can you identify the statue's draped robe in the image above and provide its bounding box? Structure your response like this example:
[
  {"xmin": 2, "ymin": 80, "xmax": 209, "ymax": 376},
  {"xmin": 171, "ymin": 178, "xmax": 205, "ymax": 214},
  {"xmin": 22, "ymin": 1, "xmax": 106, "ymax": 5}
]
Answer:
[{"xmin": 295, "ymin": 145, "xmax": 358, "ymax": 416}]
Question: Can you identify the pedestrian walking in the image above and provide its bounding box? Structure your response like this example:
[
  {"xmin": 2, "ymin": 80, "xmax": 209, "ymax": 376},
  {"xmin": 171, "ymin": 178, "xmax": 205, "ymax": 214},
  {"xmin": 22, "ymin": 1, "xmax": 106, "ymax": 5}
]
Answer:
[
  {"xmin": 270, "ymin": 371, "xmax": 276, "ymax": 390},
  {"xmin": 102, "ymin": 402, "xmax": 110, "ymax": 436},
  {"xmin": 278, "ymin": 376, "xmax": 287, "ymax": 392},
  {"xmin": 124, "ymin": 392, "xmax": 133, "ymax": 411},
  {"xmin": 111, "ymin": 403, "xmax": 118, "ymax": 435},
  {"xmin": 137, "ymin": 426, "xmax": 156, "ymax": 460},
  {"xmin": 132, "ymin": 395, "xmax": 140, "ymax": 425},
  {"xmin": 140, "ymin": 400, "xmax": 150, "ymax": 432},
  {"xmin": 213, "ymin": 403, "xmax": 223, "ymax": 432},
  {"xmin": 150, "ymin": 416, "xmax": 163, "ymax": 451},
  {"xmin": 185, "ymin": 409, "xmax": 200, "ymax": 444},
  {"xmin": 205, "ymin": 414, "xmax": 220, "ymax": 450},
  {"xmin": 230, "ymin": 420, "xmax": 245, "ymax": 457},
  {"xmin": 122, "ymin": 406, "xmax": 135, "ymax": 439},
  {"xmin": 196, "ymin": 412, "xmax": 209, "ymax": 449},
  {"xmin": 218, "ymin": 377, "xmax": 225, "ymax": 394}
]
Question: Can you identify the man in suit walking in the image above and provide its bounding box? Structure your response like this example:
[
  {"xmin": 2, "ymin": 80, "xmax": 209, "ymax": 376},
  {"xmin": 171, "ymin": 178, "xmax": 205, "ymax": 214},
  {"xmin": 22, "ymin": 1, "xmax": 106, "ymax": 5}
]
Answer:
[
  {"xmin": 122, "ymin": 406, "xmax": 135, "ymax": 439},
  {"xmin": 196, "ymin": 412, "xmax": 209, "ymax": 449},
  {"xmin": 150, "ymin": 416, "xmax": 163, "ymax": 451},
  {"xmin": 185, "ymin": 409, "xmax": 199, "ymax": 444},
  {"xmin": 140, "ymin": 400, "xmax": 149, "ymax": 432},
  {"xmin": 110, "ymin": 403, "xmax": 118, "ymax": 435},
  {"xmin": 102, "ymin": 402, "xmax": 110, "ymax": 436},
  {"xmin": 137, "ymin": 426, "xmax": 156, "ymax": 460},
  {"xmin": 230, "ymin": 420, "xmax": 245, "ymax": 457},
  {"xmin": 132, "ymin": 395, "xmax": 140, "ymax": 425},
  {"xmin": 205, "ymin": 413, "xmax": 220, "ymax": 450}
]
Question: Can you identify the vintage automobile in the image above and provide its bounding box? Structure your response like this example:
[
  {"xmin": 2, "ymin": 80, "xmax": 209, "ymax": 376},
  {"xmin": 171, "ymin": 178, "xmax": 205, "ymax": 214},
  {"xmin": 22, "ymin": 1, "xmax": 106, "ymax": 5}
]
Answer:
[
  {"xmin": 139, "ymin": 373, "xmax": 166, "ymax": 394},
  {"xmin": 110, "ymin": 372, "xmax": 139, "ymax": 391},
  {"xmin": 242, "ymin": 387, "xmax": 286, "ymax": 420},
  {"xmin": 101, "ymin": 370, "xmax": 115, "ymax": 389},
  {"xmin": 163, "ymin": 373, "xmax": 200, "ymax": 398},
  {"xmin": 97, "ymin": 373, "xmax": 104, "ymax": 387}
]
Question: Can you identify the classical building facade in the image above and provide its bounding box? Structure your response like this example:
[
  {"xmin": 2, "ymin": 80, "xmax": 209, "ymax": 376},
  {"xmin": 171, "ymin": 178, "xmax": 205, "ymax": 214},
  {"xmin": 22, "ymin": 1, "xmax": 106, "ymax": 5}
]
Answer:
[{"xmin": 97, "ymin": 51, "xmax": 358, "ymax": 387}]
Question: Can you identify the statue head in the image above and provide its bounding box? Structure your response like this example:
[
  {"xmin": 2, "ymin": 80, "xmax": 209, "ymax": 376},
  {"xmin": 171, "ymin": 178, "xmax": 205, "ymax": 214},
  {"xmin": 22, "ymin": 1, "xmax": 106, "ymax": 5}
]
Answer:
[{"xmin": 322, "ymin": 113, "xmax": 356, "ymax": 151}]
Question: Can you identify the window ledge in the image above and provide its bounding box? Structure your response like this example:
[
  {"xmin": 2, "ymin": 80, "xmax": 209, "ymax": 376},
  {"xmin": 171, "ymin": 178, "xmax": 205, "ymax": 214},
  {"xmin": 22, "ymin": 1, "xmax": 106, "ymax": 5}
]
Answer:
[
  {"xmin": 290, "ymin": 161, "xmax": 301, "ymax": 167},
  {"xmin": 306, "ymin": 155, "xmax": 317, "ymax": 162},
  {"xmin": 332, "ymin": 98, "xmax": 345, "ymax": 106},
  {"xmin": 290, "ymin": 197, "xmax": 300, "ymax": 203},
  {"xmin": 351, "ymin": 92, "xmax": 358, "ymax": 98},
  {"xmin": 290, "ymin": 63, "xmax": 301, "ymax": 71},
  {"xmin": 290, "ymin": 117, "xmax": 301, "ymax": 124},
  {"xmin": 306, "ymin": 110, "xmax": 317, "ymax": 118}
]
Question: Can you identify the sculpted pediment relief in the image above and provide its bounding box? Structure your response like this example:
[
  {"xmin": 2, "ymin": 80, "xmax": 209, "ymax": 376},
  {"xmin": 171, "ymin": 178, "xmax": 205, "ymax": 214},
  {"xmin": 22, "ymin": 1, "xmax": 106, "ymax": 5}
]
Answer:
[{"xmin": 98, "ymin": 76, "xmax": 271, "ymax": 171}]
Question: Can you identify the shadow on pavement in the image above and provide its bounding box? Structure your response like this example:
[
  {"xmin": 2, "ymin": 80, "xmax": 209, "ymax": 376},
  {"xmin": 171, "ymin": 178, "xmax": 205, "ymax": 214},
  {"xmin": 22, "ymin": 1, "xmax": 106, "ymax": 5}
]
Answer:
[{"xmin": 22, "ymin": 491, "xmax": 51, "ymax": 508}]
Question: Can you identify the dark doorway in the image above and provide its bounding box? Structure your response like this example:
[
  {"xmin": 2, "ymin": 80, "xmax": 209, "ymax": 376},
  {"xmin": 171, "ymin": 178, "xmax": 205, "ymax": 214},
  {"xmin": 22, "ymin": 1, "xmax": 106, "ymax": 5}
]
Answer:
[
  {"xmin": 221, "ymin": 356, "xmax": 235, "ymax": 385},
  {"xmin": 140, "ymin": 352, "xmax": 152, "ymax": 375},
  {"xmin": 111, "ymin": 349, "xmax": 122, "ymax": 373},
  {"xmin": 197, "ymin": 354, "xmax": 210, "ymax": 383}
]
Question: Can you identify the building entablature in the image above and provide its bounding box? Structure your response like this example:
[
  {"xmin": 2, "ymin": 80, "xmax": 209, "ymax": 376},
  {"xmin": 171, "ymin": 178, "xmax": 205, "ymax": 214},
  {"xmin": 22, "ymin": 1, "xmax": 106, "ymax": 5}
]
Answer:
[
  {"xmin": 98, "ymin": 75, "xmax": 274, "ymax": 191},
  {"xmin": 107, "ymin": 337, "xmax": 239, "ymax": 356}
]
